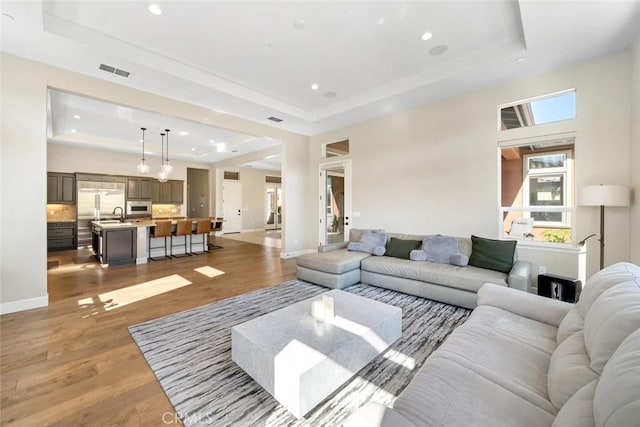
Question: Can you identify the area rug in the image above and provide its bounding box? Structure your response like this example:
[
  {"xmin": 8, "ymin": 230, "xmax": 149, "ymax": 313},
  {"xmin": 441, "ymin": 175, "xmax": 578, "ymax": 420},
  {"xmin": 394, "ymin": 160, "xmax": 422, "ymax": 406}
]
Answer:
[{"xmin": 129, "ymin": 281, "xmax": 470, "ymax": 426}]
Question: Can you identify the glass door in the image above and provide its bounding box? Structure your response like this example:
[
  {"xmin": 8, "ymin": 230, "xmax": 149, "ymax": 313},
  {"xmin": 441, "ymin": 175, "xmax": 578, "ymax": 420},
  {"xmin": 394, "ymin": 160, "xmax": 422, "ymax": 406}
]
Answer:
[
  {"xmin": 319, "ymin": 160, "xmax": 351, "ymax": 246},
  {"xmin": 265, "ymin": 183, "xmax": 281, "ymax": 230}
]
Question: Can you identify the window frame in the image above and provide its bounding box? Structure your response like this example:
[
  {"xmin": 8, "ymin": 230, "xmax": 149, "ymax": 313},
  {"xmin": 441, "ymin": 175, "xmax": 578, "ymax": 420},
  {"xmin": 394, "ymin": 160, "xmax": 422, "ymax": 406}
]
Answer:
[
  {"xmin": 522, "ymin": 149, "xmax": 572, "ymax": 228},
  {"xmin": 498, "ymin": 136, "xmax": 576, "ymax": 247}
]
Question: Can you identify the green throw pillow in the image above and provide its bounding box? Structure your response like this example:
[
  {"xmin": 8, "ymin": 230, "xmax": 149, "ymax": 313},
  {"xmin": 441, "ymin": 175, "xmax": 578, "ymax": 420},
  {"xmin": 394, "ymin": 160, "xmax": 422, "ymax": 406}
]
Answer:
[
  {"xmin": 468, "ymin": 235, "xmax": 517, "ymax": 273},
  {"xmin": 385, "ymin": 238, "xmax": 422, "ymax": 259}
]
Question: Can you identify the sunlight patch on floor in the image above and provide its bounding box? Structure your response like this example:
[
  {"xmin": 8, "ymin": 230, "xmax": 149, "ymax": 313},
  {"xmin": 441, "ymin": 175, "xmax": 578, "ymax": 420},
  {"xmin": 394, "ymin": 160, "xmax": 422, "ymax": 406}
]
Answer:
[
  {"xmin": 194, "ymin": 266, "xmax": 225, "ymax": 278},
  {"xmin": 77, "ymin": 274, "xmax": 192, "ymax": 311}
]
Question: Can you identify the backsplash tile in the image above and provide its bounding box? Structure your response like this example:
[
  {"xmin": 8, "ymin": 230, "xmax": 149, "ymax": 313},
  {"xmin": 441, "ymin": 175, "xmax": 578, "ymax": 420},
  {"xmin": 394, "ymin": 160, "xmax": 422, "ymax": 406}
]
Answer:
[{"xmin": 47, "ymin": 204, "xmax": 77, "ymax": 222}]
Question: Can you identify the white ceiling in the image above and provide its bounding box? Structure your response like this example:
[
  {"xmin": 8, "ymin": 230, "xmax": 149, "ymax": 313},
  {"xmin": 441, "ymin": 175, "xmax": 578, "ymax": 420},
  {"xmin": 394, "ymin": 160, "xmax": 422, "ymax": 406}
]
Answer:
[{"xmin": 2, "ymin": 1, "xmax": 640, "ymax": 163}]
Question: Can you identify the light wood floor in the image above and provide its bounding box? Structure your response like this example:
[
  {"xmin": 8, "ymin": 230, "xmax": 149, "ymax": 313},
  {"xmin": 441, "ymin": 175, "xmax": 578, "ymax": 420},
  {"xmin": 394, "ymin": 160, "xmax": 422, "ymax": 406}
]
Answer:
[{"xmin": 1, "ymin": 237, "xmax": 296, "ymax": 426}]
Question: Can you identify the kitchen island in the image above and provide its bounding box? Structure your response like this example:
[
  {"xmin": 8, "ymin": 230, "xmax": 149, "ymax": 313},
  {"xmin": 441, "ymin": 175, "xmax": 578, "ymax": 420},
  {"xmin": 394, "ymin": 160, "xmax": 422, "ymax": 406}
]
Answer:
[{"xmin": 91, "ymin": 218, "xmax": 222, "ymax": 266}]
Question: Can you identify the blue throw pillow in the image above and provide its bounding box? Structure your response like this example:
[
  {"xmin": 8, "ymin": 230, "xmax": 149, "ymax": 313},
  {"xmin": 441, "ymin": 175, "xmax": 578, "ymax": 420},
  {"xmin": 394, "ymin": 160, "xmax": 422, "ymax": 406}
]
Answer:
[
  {"xmin": 411, "ymin": 235, "xmax": 469, "ymax": 267},
  {"xmin": 347, "ymin": 229, "xmax": 387, "ymax": 256}
]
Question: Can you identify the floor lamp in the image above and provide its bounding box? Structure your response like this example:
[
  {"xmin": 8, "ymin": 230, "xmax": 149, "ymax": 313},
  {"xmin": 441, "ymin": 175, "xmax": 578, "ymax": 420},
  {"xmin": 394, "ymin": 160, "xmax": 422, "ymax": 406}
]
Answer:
[{"xmin": 579, "ymin": 184, "xmax": 630, "ymax": 269}]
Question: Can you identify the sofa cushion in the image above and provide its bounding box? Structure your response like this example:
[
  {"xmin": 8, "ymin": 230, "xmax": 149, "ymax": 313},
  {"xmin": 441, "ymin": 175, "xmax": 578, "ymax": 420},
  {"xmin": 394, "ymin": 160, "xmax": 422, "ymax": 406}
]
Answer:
[
  {"xmin": 361, "ymin": 256, "xmax": 508, "ymax": 293},
  {"xmin": 551, "ymin": 380, "xmax": 597, "ymax": 427},
  {"xmin": 547, "ymin": 331, "xmax": 599, "ymax": 410},
  {"xmin": 385, "ymin": 237, "xmax": 421, "ymax": 259},
  {"xmin": 296, "ymin": 248, "xmax": 370, "ymax": 274},
  {"xmin": 468, "ymin": 235, "xmax": 516, "ymax": 273},
  {"xmin": 577, "ymin": 262, "xmax": 639, "ymax": 319},
  {"xmin": 557, "ymin": 306, "xmax": 584, "ymax": 345},
  {"xmin": 347, "ymin": 229, "xmax": 387, "ymax": 255},
  {"xmin": 594, "ymin": 328, "xmax": 640, "ymax": 427},
  {"xmin": 430, "ymin": 305, "xmax": 558, "ymax": 413},
  {"xmin": 583, "ymin": 280, "xmax": 640, "ymax": 375},
  {"xmin": 392, "ymin": 356, "xmax": 556, "ymax": 427}
]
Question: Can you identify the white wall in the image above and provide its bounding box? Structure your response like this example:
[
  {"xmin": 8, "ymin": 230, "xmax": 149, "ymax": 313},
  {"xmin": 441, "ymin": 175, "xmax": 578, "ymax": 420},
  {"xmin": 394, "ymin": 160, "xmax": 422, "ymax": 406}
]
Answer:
[
  {"xmin": 309, "ymin": 52, "xmax": 634, "ymax": 280},
  {"xmin": 0, "ymin": 53, "xmax": 311, "ymax": 312},
  {"xmin": 631, "ymin": 35, "xmax": 640, "ymax": 265}
]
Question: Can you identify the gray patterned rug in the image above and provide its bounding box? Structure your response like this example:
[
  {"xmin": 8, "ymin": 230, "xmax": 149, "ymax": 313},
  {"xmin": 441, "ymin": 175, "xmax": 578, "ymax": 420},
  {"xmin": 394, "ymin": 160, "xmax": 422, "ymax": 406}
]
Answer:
[{"xmin": 129, "ymin": 281, "xmax": 470, "ymax": 426}]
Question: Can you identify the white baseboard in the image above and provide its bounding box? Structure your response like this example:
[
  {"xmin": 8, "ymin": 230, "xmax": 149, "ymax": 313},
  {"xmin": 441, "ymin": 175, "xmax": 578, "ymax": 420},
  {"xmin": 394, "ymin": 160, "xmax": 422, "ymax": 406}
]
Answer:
[
  {"xmin": 0, "ymin": 295, "xmax": 49, "ymax": 315},
  {"xmin": 281, "ymin": 249, "xmax": 315, "ymax": 259}
]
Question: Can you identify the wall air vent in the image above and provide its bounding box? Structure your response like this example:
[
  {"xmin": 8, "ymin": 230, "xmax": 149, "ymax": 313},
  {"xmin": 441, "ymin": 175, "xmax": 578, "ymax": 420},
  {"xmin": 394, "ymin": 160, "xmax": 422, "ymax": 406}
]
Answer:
[
  {"xmin": 99, "ymin": 63, "xmax": 130, "ymax": 78},
  {"xmin": 267, "ymin": 116, "xmax": 283, "ymax": 123}
]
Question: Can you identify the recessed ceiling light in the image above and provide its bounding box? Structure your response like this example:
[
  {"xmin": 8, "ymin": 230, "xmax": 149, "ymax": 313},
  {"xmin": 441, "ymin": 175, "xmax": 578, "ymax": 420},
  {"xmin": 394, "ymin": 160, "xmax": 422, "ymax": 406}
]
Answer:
[
  {"xmin": 210, "ymin": 139, "xmax": 215, "ymax": 144},
  {"xmin": 293, "ymin": 20, "xmax": 306, "ymax": 30},
  {"xmin": 73, "ymin": 114, "xmax": 81, "ymax": 119},
  {"xmin": 191, "ymin": 148, "xmax": 196, "ymax": 151},
  {"xmin": 148, "ymin": 4, "xmax": 162, "ymax": 15},
  {"xmin": 216, "ymin": 143, "xmax": 226, "ymax": 153},
  {"xmin": 70, "ymin": 129, "xmax": 77, "ymax": 133},
  {"xmin": 178, "ymin": 131, "xmax": 189, "ymax": 136},
  {"xmin": 421, "ymin": 32, "xmax": 433, "ymax": 41},
  {"xmin": 515, "ymin": 56, "xmax": 526, "ymax": 63},
  {"xmin": 311, "ymin": 83, "xmax": 319, "ymax": 90},
  {"xmin": 429, "ymin": 45, "xmax": 448, "ymax": 56},
  {"xmin": 140, "ymin": 139, "xmax": 144, "ymax": 143},
  {"xmin": 377, "ymin": 18, "xmax": 385, "ymax": 25}
]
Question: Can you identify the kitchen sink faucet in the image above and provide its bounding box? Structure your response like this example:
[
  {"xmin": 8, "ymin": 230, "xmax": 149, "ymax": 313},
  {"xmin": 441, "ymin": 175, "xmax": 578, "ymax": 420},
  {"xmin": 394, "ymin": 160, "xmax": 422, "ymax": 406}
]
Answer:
[{"xmin": 113, "ymin": 206, "xmax": 124, "ymax": 222}]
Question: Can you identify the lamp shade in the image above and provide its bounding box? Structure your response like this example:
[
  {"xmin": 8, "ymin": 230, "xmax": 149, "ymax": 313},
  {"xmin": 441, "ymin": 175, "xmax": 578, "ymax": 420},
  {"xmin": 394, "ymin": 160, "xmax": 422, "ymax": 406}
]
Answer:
[{"xmin": 579, "ymin": 184, "xmax": 630, "ymax": 207}]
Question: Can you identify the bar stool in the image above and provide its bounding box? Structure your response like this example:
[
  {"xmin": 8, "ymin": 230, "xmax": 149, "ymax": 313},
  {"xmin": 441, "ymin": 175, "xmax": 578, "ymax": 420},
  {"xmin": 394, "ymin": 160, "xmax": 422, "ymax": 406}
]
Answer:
[
  {"xmin": 191, "ymin": 218, "xmax": 211, "ymax": 255},
  {"xmin": 209, "ymin": 217, "xmax": 224, "ymax": 250},
  {"xmin": 171, "ymin": 220, "xmax": 193, "ymax": 257},
  {"xmin": 149, "ymin": 221, "xmax": 172, "ymax": 261}
]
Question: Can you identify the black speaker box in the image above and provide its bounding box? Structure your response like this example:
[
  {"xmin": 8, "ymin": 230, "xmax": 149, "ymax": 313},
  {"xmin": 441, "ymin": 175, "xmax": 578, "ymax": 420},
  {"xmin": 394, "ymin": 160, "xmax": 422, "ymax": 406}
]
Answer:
[{"xmin": 538, "ymin": 274, "xmax": 582, "ymax": 303}]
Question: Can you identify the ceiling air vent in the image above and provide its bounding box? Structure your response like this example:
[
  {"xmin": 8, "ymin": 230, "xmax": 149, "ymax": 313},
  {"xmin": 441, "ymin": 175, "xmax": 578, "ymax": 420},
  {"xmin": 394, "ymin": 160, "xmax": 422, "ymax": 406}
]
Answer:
[
  {"xmin": 99, "ymin": 63, "xmax": 130, "ymax": 78},
  {"xmin": 267, "ymin": 116, "xmax": 283, "ymax": 123}
]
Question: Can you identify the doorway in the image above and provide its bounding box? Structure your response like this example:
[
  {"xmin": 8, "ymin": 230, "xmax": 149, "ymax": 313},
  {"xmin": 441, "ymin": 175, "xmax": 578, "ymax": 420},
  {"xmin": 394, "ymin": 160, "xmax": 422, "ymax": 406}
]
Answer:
[
  {"xmin": 187, "ymin": 168, "xmax": 209, "ymax": 218},
  {"xmin": 222, "ymin": 180, "xmax": 242, "ymax": 233},
  {"xmin": 319, "ymin": 160, "xmax": 351, "ymax": 246},
  {"xmin": 265, "ymin": 182, "xmax": 282, "ymax": 230}
]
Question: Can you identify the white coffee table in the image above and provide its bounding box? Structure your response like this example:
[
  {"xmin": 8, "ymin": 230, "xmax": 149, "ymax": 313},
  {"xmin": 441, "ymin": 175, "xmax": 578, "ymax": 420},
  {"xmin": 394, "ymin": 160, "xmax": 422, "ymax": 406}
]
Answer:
[{"xmin": 231, "ymin": 289, "xmax": 402, "ymax": 419}]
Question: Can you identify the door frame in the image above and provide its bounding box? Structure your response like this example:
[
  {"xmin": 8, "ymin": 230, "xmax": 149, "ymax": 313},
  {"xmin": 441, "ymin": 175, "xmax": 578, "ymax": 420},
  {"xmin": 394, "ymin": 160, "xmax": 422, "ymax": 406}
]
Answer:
[{"xmin": 318, "ymin": 159, "xmax": 352, "ymax": 246}]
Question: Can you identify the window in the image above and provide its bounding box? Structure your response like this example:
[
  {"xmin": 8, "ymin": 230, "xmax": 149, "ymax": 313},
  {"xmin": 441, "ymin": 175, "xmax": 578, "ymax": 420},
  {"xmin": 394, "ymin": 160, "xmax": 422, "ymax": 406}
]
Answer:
[
  {"xmin": 500, "ymin": 90, "xmax": 576, "ymax": 130},
  {"xmin": 500, "ymin": 138, "xmax": 575, "ymax": 244},
  {"xmin": 322, "ymin": 139, "xmax": 349, "ymax": 158}
]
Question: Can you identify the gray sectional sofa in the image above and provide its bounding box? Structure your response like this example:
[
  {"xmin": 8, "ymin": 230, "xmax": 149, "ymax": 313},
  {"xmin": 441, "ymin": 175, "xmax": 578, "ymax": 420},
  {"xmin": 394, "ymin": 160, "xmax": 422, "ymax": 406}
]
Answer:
[
  {"xmin": 297, "ymin": 229, "xmax": 531, "ymax": 309},
  {"xmin": 344, "ymin": 262, "xmax": 640, "ymax": 427}
]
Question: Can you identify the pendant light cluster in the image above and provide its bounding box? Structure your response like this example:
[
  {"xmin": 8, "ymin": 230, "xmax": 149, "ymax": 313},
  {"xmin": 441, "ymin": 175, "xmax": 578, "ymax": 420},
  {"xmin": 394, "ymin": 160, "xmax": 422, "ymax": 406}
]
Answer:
[{"xmin": 137, "ymin": 127, "xmax": 174, "ymax": 182}]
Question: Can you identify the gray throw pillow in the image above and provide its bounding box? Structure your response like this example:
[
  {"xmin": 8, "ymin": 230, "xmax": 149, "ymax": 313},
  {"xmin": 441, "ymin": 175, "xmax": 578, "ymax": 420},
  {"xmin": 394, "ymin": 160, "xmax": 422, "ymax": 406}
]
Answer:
[
  {"xmin": 411, "ymin": 235, "xmax": 469, "ymax": 266},
  {"xmin": 347, "ymin": 229, "xmax": 387, "ymax": 256}
]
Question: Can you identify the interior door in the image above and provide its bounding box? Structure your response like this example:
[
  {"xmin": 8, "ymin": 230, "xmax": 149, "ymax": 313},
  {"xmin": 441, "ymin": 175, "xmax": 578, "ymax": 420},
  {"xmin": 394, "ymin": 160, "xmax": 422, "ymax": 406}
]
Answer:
[{"xmin": 222, "ymin": 180, "xmax": 242, "ymax": 233}]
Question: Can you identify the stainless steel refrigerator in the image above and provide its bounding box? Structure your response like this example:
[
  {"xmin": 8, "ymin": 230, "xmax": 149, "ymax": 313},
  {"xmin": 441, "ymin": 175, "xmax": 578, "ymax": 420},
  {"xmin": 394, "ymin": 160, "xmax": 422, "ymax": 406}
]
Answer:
[{"xmin": 76, "ymin": 180, "xmax": 125, "ymax": 248}]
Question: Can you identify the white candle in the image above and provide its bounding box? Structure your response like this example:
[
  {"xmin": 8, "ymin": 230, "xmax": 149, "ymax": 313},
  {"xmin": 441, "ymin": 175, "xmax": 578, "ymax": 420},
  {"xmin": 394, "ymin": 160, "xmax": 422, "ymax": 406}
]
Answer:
[
  {"xmin": 311, "ymin": 300, "xmax": 325, "ymax": 321},
  {"xmin": 322, "ymin": 295, "xmax": 334, "ymax": 319}
]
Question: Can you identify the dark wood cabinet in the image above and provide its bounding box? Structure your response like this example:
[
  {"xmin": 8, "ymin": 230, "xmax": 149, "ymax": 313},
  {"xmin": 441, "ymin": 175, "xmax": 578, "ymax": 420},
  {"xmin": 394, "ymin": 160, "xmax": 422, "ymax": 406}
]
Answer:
[
  {"xmin": 47, "ymin": 222, "xmax": 76, "ymax": 250},
  {"xmin": 127, "ymin": 179, "xmax": 152, "ymax": 200},
  {"xmin": 152, "ymin": 180, "xmax": 184, "ymax": 204},
  {"xmin": 47, "ymin": 173, "xmax": 75, "ymax": 204}
]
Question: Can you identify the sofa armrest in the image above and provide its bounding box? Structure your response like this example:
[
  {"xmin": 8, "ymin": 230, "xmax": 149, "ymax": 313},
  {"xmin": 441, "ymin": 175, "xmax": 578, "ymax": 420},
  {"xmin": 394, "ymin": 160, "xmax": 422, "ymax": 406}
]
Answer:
[
  {"xmin": 318, "ymin": 241, "xmax": 349, "ymax": 253},
  {"xmin": 477, "ymin": 283, "xmax": 572, "ymax": 327},
  {"xmin": 507, "ymin": 260, "xmax": 532, "ymax": 293},
  {"xmin": 342, "ymin": 402, "xmax": 416, "ymax": 427}
]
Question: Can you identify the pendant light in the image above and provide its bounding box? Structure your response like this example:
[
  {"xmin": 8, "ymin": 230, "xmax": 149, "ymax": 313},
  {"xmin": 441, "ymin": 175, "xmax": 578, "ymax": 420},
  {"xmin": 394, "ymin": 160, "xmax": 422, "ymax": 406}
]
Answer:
[
  {"xmin": 136, "ymin": 127, "xmax": 150, "ymax": 174},
  {"xmin": 157, "ymin": 132, "xmax": 169, "ymax": 182},
  {"xmin": 161, "ymin": 128, "xmax": 174, "ymax": 175}
]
